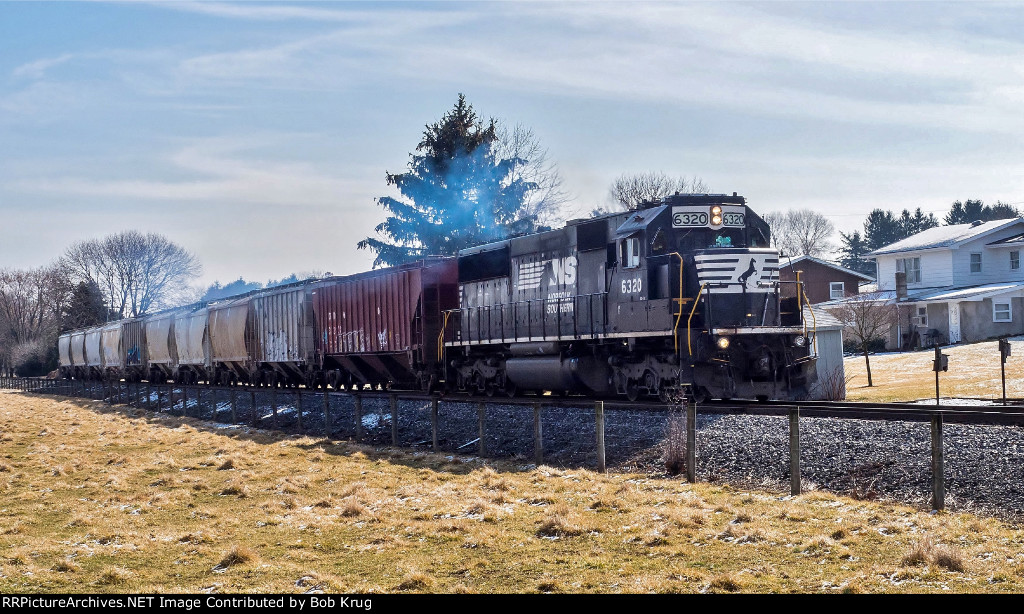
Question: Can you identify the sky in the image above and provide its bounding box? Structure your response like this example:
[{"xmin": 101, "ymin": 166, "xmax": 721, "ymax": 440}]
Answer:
[{"xmin": 3, "ymin": 1, "xmax": 1024, "ymax": 288}]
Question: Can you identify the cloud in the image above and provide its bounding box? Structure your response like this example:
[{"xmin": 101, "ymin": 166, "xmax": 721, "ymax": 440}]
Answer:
[
  {"xmin": 14, "ymin": 136, "xmax": 377, "ymax": 209},
  {"xmin": 163, "ymin": 2, "xmax": 1024, "ymax": 135},
  {"xmin": 12, "ymin": 53, "xmax": 75, "ymax": 79}
]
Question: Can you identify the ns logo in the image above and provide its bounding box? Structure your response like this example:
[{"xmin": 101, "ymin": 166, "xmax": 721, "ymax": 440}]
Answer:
[{"xmin": 516, "ymin": 256, "xmax": 578, "ymax": 292}]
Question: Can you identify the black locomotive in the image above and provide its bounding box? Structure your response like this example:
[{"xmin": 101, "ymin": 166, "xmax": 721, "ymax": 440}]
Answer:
[{"xmin": 445, "ymin": 193, "xmax": 817, "ymax": 401}]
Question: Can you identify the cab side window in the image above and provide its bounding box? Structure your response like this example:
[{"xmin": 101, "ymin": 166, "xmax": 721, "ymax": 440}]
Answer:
[{"xmin": 620, "ymin": 237, "xmax": 641, "ymax": 268}]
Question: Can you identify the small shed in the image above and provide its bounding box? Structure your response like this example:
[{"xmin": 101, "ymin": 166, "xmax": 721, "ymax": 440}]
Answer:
[{"xmin": 804, "ymin": 306, "xmax": 846, "ymax": 400}]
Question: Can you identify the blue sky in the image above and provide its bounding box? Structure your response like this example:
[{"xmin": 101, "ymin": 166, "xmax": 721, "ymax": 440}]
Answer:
[{"xmin": 3, "ymin": 1, "xmax": 1024, "ymax": 287}]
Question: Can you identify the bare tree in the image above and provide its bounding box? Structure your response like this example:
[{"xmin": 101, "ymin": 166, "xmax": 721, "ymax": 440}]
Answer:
[
  {"xmin": 0, "ymin": 265, "xmax": 70, "ymax": 374},
  {"xmin": 825, "ymin": 292, "xmax": 898, "ymax": 387},
  {"xmin": 763, "ymin": 209, "xmax": 835, "ymax": 258},
  {"xmin": 62, "ymin": 231, "xmax": 202, "ymax": 318},
  {"xmin": 494, "ymin": 123, "xmax": 571, "ymax": 227},
  {"xmin": 607, "ymin": 172, "xmax": 709, "ymax": 211}
]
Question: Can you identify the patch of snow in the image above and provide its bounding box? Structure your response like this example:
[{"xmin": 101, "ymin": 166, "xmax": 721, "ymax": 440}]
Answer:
[
  {"xmin": 910, "ymin": 397, "xmax": 1003, "ymax": 406},
  {"xmin": 361, "ymin": 412, "xmax": 390, "ymax": 429}
]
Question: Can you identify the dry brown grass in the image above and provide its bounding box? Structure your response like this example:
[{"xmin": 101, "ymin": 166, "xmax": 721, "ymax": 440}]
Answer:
[
  {"xmin": 845, "ymin": 338, "xmax": 1024, "ymax": 402},
  {"xmin": 217, "ymin": 545, "xmax": 257, "ymax": 569},
  {"xmin": 0, "ymin": 389, "xmax": 1021, "ymax": 593}
]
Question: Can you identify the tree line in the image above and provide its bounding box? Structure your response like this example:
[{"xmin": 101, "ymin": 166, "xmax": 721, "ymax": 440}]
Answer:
[
  {"xmin": 837, "ymin": 200, "xmax": 1021, "ymax": 276},
  {"xmin": 0, "ymin": 231, "xmax": 201, "ymax": 377}
]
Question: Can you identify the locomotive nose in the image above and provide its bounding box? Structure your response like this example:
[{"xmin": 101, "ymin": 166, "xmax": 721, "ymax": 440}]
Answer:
[{"xmin": 752, "ymin": 350, "xmax": 772, "ymax": 376}]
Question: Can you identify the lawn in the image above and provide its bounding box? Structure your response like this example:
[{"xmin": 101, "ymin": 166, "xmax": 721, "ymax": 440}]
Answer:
[{"xmin": 2, "ymin": 390, "xmax": 1023, "ymax": 593}]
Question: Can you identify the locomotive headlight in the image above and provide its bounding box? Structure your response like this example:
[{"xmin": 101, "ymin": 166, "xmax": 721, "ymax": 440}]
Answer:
[
  {"xmin": 793, "ymin": 335, "xmax": 806, "ymax": 347},
  {"xmin": 716, "ymin": 336, "xmax": 731, "ymax": 350},
  {"xmin": 710, "ymin": 205, "xmax": 723, "ymax": 226}
]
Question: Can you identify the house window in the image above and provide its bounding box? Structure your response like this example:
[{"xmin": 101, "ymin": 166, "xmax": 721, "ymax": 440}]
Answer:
[
  {"xmin": 896, "ymin": 257, "xmax": 921, "ymax": 283},
  {"xmin": 1012, "ymin": 251, "xmax": 1020, "ymax": 271},
  {"xmin": 970, "ymin": 253, "xmax": 982, "ymax": 273},
  {"xmin": 829, "ymin": 282, "xmax": 844, "ymax": 300},
  {"xmin": 916, "ymin": 306, "xmax": 927, "ymax": 326},
  {"xmin": 994, "ymin": 301, "xmax": 1012, "ymax": 323}
]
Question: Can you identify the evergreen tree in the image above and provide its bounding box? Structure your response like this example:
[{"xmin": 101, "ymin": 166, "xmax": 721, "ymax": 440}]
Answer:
[
  {"xmin": 898, "ymin": 207, "xmax": 939, "ymax": 236},
  {"xmin": 862, "ymin": 209, "xmax": 902, "ymax": 251},
  {"xmin": 358, "ymin": 94, "xmax": 538, "ymax": 267},
  {"xmin": 944, "ymin": 199, "xmax": 1020, "ymax": 225},
  {"xmin": 61, "ymin": 281, "xmax": 108, "ymax": 332},
  {"xmin": 837, "ymin": 230, "xmax": 875, "ymax": 277}
]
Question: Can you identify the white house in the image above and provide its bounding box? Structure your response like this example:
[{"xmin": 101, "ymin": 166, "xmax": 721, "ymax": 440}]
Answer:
[{"xmin": 869, "ymin": 217, "xmax": 1024, "ymax": 346}]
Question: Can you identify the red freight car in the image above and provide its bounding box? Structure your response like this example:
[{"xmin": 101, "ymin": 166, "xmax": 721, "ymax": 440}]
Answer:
[{"xmin": 312, "ymin": 257, "xmax": 458, "ymax": 391}]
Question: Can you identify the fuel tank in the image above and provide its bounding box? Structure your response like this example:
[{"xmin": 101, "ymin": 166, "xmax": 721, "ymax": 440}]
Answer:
[{"xmin": 505, "ymin": 355, "xmax": 612, "ymax": 393}]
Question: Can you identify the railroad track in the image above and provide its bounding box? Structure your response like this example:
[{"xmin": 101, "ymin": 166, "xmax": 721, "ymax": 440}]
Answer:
[{"xmin": 10, "ymin": 377, "xmax": 1024, "ymax": 425}]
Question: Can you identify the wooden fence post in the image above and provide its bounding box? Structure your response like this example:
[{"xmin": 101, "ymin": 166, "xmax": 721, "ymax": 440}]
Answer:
[
  {"xmin": 323, "ymin": 389, "xmax": 331, "ymax": 438},
  {"xmin": 272, "ymin": 387, "xmax": 278, "ymax": 427},
  {"xmin": 477, "ymin": 402, "xmax": 486, "ymax": 457},
  {"xmin": 390, "ymin": 394, "xmax": 399, "ymax": 446},
  {"xmin": 595, "ymin": 401, "xmax": 606, "ymax": 473},
  {"xmin": 353, "ymin": 394, "xmax": 362, "ymax": 441},
  {"xmin": 431, "ymin": 397, "xmax": 439, "ymax": 451},
  {"xmin": 250, "ymin": 389, "xmax": 257, "ymax": 426},
  {"xmin": 230, "ymin": 388, "xmax": 237, "ymax": 424},
  {"xmin": 296, "ymin": 391, "xmax": 303, "ymax": 433},
  {"xmin": 686, "ymin": 401, "xmax": 697, "ymax": 484},
  {"xmin": 932, "ymin": 413, "xmax": 945, "ymax": 511},
  {"xmin": 789, "ymin": 408, "xmax": 801, "ymax": 496},
  {"xmin": 533, "ymin": 402, "xmax": 543, "ymax": 466}
]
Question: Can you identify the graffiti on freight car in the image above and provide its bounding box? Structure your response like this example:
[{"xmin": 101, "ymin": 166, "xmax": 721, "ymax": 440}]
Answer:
[{"xmin": 335, "ymin": 329, "xmax": 367, "ymax": 353}]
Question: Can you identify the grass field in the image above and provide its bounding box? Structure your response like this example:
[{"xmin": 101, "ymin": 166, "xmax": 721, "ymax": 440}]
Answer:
[
  {"xmin": 3, "ymin": 390, "xmax": 1024, "ymax": 593},
  {"xmin": 844, "ymin": 338, "xmax": 1024, "ymax": 403}
]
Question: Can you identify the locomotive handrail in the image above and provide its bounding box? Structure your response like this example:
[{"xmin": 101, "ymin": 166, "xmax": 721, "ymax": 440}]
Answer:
[
  {"xmin": 801, "ymin": 285, "xmax": 818, "ymax": 354},
  {"xmin": 437, "ymin": 311, "xmax": 452, "ymax": 362},
  {"xmin": 686, "ymin": 282, "xmax": 709, "ymax": 356},
  {"xmin": 442, "ymin": 292, "xmax": 608, "ymax": 345},
  {"xmin": 671, "ymin": 252, "xmax": 685, "ymax": 354}
]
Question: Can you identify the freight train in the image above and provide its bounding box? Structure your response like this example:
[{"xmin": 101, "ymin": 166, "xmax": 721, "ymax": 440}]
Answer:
[{"xmin": 57, "ymin": 193, "xmax": 818, "ymax": 402}]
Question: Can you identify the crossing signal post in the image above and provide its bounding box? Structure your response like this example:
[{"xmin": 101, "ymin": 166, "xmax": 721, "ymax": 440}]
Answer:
[
  {"xmin": 932, "ymin": 344, "xmax": 948, "ymax": 406},
  {"xmin": 999, "ymin": 338, "xmax": 1012, "ymax": 405},
  {"xmin": 930, "ymin": 344, "xmax": 949, "ymax": 511}
]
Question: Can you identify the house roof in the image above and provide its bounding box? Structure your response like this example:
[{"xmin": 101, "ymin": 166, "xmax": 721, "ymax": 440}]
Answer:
[
  {"xmin": 810, "ymin": 290, "xmax": 897, "ymax": 308},
  {"xmin": 802, "ymin": 305, "xmax": 844, "ymax": 330},
  {"xmin": 868, "ymin": 218, "xmax": 1023, "ymax": 256},
  {"xmin": 908, "ymin": 282, "xmax": 1024, "ymax": 304},
  {"xmin": 987, "ymin": 232, "xmax": 1024, "ymax": 247},
  {"xmin": 784, "ymin": 255, "xmax": 874, "ymax": 282}
]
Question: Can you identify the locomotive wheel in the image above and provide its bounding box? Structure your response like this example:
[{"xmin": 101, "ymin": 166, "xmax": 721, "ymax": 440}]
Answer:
[{"xmin": 625, "ymin": 379, "xmax": 640, "ymax": 402}]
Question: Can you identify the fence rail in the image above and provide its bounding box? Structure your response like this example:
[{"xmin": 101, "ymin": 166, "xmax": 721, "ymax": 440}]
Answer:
[{"xmin": 6, "ymin": 376, "xmax": 1024, "ymax": 511}]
